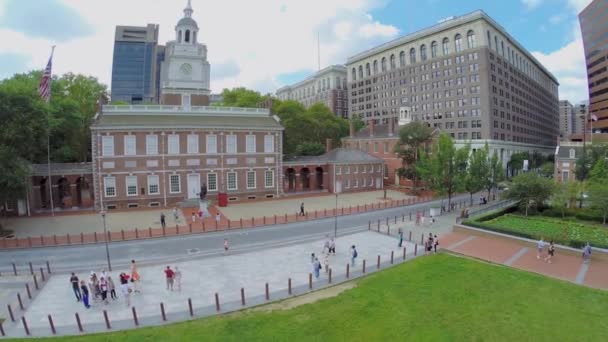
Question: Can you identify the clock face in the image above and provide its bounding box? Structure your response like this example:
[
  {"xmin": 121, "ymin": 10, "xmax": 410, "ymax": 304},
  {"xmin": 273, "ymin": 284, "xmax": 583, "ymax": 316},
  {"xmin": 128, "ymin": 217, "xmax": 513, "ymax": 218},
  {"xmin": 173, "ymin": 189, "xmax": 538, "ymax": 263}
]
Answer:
[{"xmin": 180, "ymin": 63, "xmax": 193, "ymax": 75}]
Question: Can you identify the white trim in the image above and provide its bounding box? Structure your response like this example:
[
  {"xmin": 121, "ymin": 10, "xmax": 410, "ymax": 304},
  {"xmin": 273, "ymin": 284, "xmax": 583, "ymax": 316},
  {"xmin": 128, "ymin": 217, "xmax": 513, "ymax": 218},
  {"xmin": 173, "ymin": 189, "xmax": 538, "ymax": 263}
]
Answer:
[
  {"xmin": 246, "ymin": 170, "xmax": 256, "ymax": 189},
  {"xmin": 102, "ymin": 136, "xmax": 114, "ymax": 157},
  {"xmin": 207, "ymin": 172, "xmax": 218, "ymax": 191},
  {"xmin": 206, "ymin": 134, "xmax": 218, "ymax": 154},
  {"xmin": 226, "ymin": 134, "xmax": 237, "ymax": 154},
  {"xmin": 187, "ymin": 134, "xmax": 199, "ymax": 154},
  {"xmin": 126, "ymin": 175, "xmax": 138, "ymax": 196},
  {"xmin": 169, "ymin": 174, "xmax": 181, "ymax": 194},
  {"xmin": 227, "ymin": 171, "xmax": 238, "ymax": 191},
  {"xmin": 246, "ymin": 135, "xmax": 256, "ymax": 153},
  {"xmin": 168, "ymin": 134, "xmax": 180, "ymax": 155},
  {"xmin": 103, "ymin": 176, "xmax": 116, "ymax": 197},
  {"xmin": 264, "ymin": 134, "xmax": 274, "ymax": 153},
  {"xmin": 124, "ymin": 135, "xmax": 136, "ymax": 156},
  {"xmin": 146, "ymin": 135, "xmax": 158, "ymax": 155},
  {"xmin": 264, "ymin": 169, "xmax": 274, "ymax": 188},
  {"xmin": 147, "ymin": 175, "xmax": 160, "ymax": 195}
]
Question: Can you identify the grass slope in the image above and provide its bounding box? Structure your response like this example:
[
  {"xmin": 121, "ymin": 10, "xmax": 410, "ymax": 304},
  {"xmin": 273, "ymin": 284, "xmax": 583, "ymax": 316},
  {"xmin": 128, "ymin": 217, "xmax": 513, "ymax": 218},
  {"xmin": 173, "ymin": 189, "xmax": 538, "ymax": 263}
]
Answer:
[{"xmin": 39, "ymin": 254, "xmax": 608, "ymax": 341}]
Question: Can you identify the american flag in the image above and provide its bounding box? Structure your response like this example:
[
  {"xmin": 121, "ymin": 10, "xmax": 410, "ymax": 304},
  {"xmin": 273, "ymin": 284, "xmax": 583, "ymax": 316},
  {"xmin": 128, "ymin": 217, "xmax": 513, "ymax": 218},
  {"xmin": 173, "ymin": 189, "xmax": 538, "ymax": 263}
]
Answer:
[
  {"xmin": 38, "ymin": 47, "xmax": 55, "ymax": 102},
  {"xmin": 591, "ymin": 114, "xmax": 599, "ymax": 122}
]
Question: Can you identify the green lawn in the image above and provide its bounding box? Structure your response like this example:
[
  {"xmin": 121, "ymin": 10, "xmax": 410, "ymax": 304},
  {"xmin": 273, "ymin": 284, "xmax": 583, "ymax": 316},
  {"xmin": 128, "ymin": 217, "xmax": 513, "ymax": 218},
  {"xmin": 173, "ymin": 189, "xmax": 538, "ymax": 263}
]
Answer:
[
  {"xmin": 34, "ymin": 254, "xmax": 608, "ymax": 342},
  {"xmin": 476, "ymin": 214, "xmax": 608, "ymax": 248}
]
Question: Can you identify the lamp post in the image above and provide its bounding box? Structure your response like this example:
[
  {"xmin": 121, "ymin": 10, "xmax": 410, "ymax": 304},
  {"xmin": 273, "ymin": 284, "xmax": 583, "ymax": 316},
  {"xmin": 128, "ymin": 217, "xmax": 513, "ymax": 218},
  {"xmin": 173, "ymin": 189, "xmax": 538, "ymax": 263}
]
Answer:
[
  {"xmin": 100, "ymin": 210, "xmax": 112, "ymax": 271},
  {"xmin": 334, "ymin": 193, "xmax": 338, "ymax": 238}
]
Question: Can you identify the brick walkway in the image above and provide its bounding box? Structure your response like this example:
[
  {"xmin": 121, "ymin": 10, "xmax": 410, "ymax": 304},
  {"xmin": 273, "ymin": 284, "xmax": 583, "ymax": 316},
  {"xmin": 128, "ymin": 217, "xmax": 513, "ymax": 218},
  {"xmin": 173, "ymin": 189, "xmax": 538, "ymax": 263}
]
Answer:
[{"xmin": 441, "ymin": 231, "xmax": 608, "ymax": 290}]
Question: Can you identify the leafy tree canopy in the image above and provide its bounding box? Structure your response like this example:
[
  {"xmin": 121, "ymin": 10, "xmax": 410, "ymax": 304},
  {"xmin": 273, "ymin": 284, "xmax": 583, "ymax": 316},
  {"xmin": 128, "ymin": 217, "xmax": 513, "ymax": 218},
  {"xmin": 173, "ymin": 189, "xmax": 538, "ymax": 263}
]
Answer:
[{"xmin": 504, "ymin": 172, "xmax": 554, "ymax": 216}]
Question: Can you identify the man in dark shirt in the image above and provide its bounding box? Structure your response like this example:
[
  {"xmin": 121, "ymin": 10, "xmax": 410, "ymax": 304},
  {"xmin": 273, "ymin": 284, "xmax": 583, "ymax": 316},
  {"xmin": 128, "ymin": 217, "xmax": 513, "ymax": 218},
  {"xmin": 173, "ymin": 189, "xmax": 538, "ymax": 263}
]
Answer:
[{"xmin": 70, "ymin": 273, "xmax": 81, "ymax": 301}]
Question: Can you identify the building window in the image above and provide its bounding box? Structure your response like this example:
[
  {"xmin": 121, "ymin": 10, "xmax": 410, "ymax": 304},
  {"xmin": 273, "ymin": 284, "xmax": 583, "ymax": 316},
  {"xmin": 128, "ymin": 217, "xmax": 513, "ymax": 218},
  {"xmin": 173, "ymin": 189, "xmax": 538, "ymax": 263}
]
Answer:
[
  {"xmin": 454, "ymin": 34, "xmax": 462, "ymax": 52},
  {"xmin": 168, "ymin": 134, "xmax": 179, "ymax": 155},
  {"xmin": 126, "ymin": 176, "xmax": 138, "ymax": 196},
  {"xmin": 247, "ymin": 171, "xmax": 256, "ymax": 189},
  {"xmin": 146, "ymin": 135, "xmax": 158, "ymax": 155},
  {"xmin": 207, "ymin": 173, "xmax": 218, "ymax": 191},
  {"xmin": 104, "ymin": 177, "xmax": 116, "ymax": 197},
  {"xmin": 373, "ymin": 60, "xmax": 378, "ymax": 74},
  {"xmin": 169, "ymin": 175, "xmax": 181, "ymax": 193},
  {"xmin": 383, "ymin": 142, "xmax": 389, "ymax": 153},
  {"xmin": 246, "ymin": 135, "xmax": 256, "ymax": 153},
  {"xmin": 182, "ymin": 94, "xmax": 191, "ymax": 107},
  {"xmin": 467, "ymin": 30, "xmax": 476, "ymax": 49},
  {"xmin": 148, "ymin": 175, "xmax": 160, "ymax": 195},
  {"xmin": 381, "ymin": 57, "xmax": 387, "ymax": 72},
  {"xmin": 431, "ymin": 41, "xmax": 438, "ymax": 58},
  {"xmin": 206, "ymin": 135, "xmax": 217, "ymax": 154},
  {"xmin": 187, "ymin": 134, "xmax": 199, "ymax": 154},
  {"xmin": 569, "ymin": 149, "xmax": 575, "ymax": 159},
  {"xmin": 226, "ymin": 135, "xmax": 237, "ymax": 153},
  {"xmin": 409, "ymin": 48, "xmax": 416, "ymax": 64},
  {"xmin": 487, "ymin": 30, "xmax": 492, "ymax": 48},
  {"xmin": 390, "ymin": 54, "xmax": 396, "ymax": 69},
  {"xmin": 227, "ymin": 172, "xmax": 237, "ymax": 190},
  {"xmin": 442, "ymin": 37, "xmax": 449, "ymax": 55},
  {"xmin": 124, "ymin": 135, "xmax": 136, "ymax": 156},
  {"xmin": 562, "ymin": 171, "xmax": 569, "ymax": 182},
  {"xmin": 102, "ymin": 136, "xmax": 114, "ymax": 156},
  {"xmin": 399, "ymin": 52, "xmax": 405, "ymax": 67},
  {"xmin": 374, "ymin": 142, "xmax": 379, "ymax": 153},
  {"xmin": 265, "ymin": 170, "xmax": 274, "ymax": 188},
  {"xmin": 354, "ymin": 166, "xmax": 359, "ymax": 174},
  {"xmin": 345, "ymin": 179, "xmax": 350, "ymax": 189},
  {"xmin": 362, "ymin": 178, "xmax": 367, "ymax": 187},
  {"xmin": 346, "ymin": 166, "xmax": 350, "ymax": 174},
  {"xmin": 351, "ymin": 68, "xmax": 356, "ymax": 81},
  {"xmin": 354, "ymin": 179, "xmax": 359, "ymax": 188},
  {"xmin": 420, "ymin": 44, "xmax": 427, "ymax": 61},
  {"xmin": 264, "ymin": 135, "xmax": 275, "ymax": 153}
]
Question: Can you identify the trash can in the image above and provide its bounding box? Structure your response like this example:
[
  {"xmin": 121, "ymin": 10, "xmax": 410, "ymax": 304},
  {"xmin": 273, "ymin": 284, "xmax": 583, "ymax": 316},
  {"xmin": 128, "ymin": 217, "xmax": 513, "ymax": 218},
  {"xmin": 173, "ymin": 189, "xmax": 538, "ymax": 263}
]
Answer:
[{"xmin": 218, "ymin": 192, "xmax": 228, "ymax": 207}]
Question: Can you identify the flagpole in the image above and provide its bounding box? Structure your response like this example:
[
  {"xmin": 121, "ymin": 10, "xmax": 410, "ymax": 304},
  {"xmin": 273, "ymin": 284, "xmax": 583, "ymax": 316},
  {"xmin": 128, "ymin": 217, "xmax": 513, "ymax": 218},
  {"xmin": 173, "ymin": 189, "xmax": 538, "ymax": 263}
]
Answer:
[{"xmin": 47, "ymin": 46, "xmax": 56, "ymax": 216}]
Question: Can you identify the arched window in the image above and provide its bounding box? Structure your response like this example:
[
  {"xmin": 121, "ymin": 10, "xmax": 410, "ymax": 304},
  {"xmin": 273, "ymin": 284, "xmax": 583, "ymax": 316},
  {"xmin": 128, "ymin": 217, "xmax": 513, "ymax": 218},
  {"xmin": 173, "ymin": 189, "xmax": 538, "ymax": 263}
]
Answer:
[
  {"xmin": 487, "ymin": 31, "xmax": 491, "ymax": 49},
  {"xmin": 507, "ymin": 46, "xmax": 511, "ymax": 62},
  {"xmin": 390, "ymin": 54, "xmax": 396, "ymax": 69},
  {"xmin": 336, "ymin": 77, "xmax": 341, "ymax": 89},
  {"xmin": 358, "ymin": 65, "xmax": 363, "ymax": 79},
  {"xmin": 501, "ymin": 41, "xmax": 505, "ymax": 56},
  {"xmin": 431, "ymin": 41, "xmax": 438, "ymax": 58},
  {"xmin": 352, "ymin": 68, "xmax": 357, "ymax": 81},
  {"xmin": 454, "ymin": 34, "xmax": 462, "ymax": 52},
  {"xmin": 442, "ymin": 38, "xmax": 449, "ymax": 55},
  {"xmin": 373, "ymin": 60, "xmax": 378, "ymax": 74},
  {"xmin": 494, "ymin": 36, "xmax": 498, "ymax": 52},
  {"xmin": 467, "ymin": 30, "xmax": 476, "ymax": 49},
  {"xmin": 366, "ymin": 63, "xmax": 371, "ymax": 76},
  {"xmin": 420, "ymin": 44, "xmax": 427, "ymax": 61},
  {"xmin": 381, "ymin": 57, "xmax": 387, "ymax": 72},
  {"xmin": 185, "ymin": 30, "xmax": 190, "ymax": 43},
  {"xmin": 409, "ymin": 48, "xmax": 416, "ymax": 64},
  {"xmin": 399, "ymin": 51, "xmax": 406, "ymax": 67}
]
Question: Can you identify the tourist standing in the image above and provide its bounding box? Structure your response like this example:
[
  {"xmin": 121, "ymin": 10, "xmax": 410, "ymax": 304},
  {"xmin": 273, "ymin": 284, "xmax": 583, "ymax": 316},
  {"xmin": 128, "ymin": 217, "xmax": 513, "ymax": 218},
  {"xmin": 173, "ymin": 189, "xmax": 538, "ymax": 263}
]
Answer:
[
  {"xmin": 108, "ymin": 276, "xmax": 117, "ymax": 300},
  {"xmin": 160, "ymin": 213, "xmax": 166, "ymax": 229},
  {"xmin": 80, "ymin": 280, "xmax": 90, "ymax": 309},
  {"xmin": 130, "ymin": 259, "xmax": 141, "ymax": 293},
  {"xmin": 215, "ymin": 212, "xmax": 221, "ymax": 226},
  {"xmin": 300, "ymin": 202, "xmax": 305, "ymax": 216},
  {"xmin": 174, "ymin": 266, "xmax": 182, "ymax": 292},
  {"xmin": 99, "ymin": 276, "xmax": 109, "ymax": 304},
  {"xmin": 70, "ymin": 273, "xmax": 81, "ymax": 302},
  {"xmin": 351, "ymin": 245, "xmax": 358, "ymax": 266},
  {"xmin": 433, "ymin": 234, "xmax": 439, "ymax": 253},
  {"xmin": 398, "ymin": 230, "xmax": 403, "ymax": 248},
  {"xmin": 173, "ymin": 207, "xmax": 179, "ymax": 222},
  {"xmin": 313, "ymin": 257, "xmax": 321, "ymax": 279},
  {"xmin": 544, "ymin": 241, "xmax": 555, "ymax": 263},
  {"xmin": 164, "ymin": 266, "xmax": 175, "ymax": 291},
  {"xmin": 329, "ymin": 238, "xmax": 336, "ymax": 254},
  {"xmin": 119, "ymin": 273, "xmax": 131, "ymax": 307},
  {"xmin": 323, "ymin": 237, "xmax": 330, "ymax": 253},
  {"xmin": 536, "ymin": 238, "xmax": 545, "ymax": 260},
  {"xmin": 583, "ymin": 242, "xmax": 592, "ymax": 264},
  {"xmin": 224, "ymin": 238, "xmax": 229, "ymax": 253}
]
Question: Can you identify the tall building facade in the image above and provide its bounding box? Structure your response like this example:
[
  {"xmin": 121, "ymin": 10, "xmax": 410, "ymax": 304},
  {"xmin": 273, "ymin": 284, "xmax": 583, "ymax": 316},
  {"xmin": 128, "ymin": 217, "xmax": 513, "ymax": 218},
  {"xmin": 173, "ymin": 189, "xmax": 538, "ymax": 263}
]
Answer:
[
  {"xmin": 580, "ymin": 0, "xmax": 608, "ymax": 133},
  {"xmin": 275, "ymin": 65, "xmax": 349, "ymax": 118},
  {"xmin": 559, "ymin": 100, "xmax": 574, "ymax": 138},
  {"xmin": 346, "ymin": 10, "xmax": 560, "ymax": 163},
  {"xmin": 111, "ymin": 24, "xmax": 162, "ymax": 104}
]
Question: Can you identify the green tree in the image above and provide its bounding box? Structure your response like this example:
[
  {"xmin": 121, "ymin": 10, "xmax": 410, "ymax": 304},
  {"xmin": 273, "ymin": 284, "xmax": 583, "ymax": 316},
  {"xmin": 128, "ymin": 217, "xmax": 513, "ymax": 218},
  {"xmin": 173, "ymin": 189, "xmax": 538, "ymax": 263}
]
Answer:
[
  {"xmin": 504, "ymin": 173, "xmax": 554, "ymax": 216},
  {"xmin": 551, "ymin": 182, "xmax": 570, "ymax": 218},
  {"xmin": 484, "ymin": 148, "xmax": 504, "ymax": 200},
  {"xmin": 220, "ymin": 87, "xmax": 265, "ymax": 107},
  {"xmin": 566, "ymin": 181, "xmax": 583, "ymax": 208},
  {"xmin": 417, "ymin": 134, "xmax": 467, "ymax": 210},
  {"xmin": 575, "ymin": 150, "xmax": 592, "ymax": 181},
  {"xmin": 507, "ymin": 151, "xmax": 528, "ymax": 177},
  {"xmin": 589, "ymin": 159, "xmax": 608, "ymax": 182},
  {"xmin": 351, "ymin": 115, "xmax": 366, "ymax": 132},
  {"xmin": 295, "ymin": 142, "xmax": 325, "ymax": 156},
  {"xmin": 589, "ymin": 182, "xmax": 608, "ymax": 224},
  {"xmin": 394, "ymin": 122, "xmax": 433, "ymax": 194},
  {"xmin": 464, "ymin": 145, "xmax": 489, "ymax": 205},
  {"xmin": 539, "ymin": 161, "xmax": 555, "ymax": 178}
]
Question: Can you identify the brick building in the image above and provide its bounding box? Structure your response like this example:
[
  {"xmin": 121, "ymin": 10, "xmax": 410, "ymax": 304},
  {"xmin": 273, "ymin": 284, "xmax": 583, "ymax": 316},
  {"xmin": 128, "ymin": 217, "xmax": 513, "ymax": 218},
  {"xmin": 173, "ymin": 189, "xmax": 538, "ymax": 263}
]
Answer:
[{"xmin": 554, "ymin": 142, "xmax": 585, "ymax": 183}]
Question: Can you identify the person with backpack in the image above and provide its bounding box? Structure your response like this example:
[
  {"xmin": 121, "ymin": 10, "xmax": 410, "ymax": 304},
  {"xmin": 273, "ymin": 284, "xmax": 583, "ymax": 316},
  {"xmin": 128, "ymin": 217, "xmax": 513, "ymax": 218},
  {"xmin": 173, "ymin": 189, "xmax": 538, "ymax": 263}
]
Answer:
[
  {"xmin": 313, "ymin": 257, "xmax": 321, "ymax": 279},
  {"xmin": 351, "ymin": 245, "xmax": 358, "ymax": 266}
]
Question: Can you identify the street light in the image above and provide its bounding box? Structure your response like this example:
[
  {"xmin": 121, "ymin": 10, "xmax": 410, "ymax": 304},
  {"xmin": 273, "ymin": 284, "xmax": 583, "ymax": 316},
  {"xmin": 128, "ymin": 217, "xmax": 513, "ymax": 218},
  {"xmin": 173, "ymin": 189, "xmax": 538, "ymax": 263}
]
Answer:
[{"xmin": 100, "ymin": 210, "xmax": 112, "ymax": 271}]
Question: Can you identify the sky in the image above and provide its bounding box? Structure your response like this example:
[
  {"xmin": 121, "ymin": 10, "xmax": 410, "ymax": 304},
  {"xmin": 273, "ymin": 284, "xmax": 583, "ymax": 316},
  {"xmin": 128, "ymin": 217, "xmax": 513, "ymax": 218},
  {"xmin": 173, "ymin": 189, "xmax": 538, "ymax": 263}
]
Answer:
[{"xmin": 0, "ymin": 0, "xmax": 594, "ymax": 103}]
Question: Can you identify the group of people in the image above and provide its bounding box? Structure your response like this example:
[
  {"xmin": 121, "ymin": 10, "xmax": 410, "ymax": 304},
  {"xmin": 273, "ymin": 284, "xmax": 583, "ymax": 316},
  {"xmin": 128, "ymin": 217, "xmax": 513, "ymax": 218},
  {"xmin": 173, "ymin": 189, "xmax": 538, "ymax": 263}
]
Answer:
[
  {"xmin": 425, "ymin": 233, "xmax": 439, "ymax": 255},
  {"xmin": 415, "ymin": 212, "xmax": 435, "ymax": 227},
  {"xmin": 537, "ymin": 238, "xmax": 594, "ymax": 264},
  {"xmin": 69, "ymin": 260, "xmax": 142, "ymax": 309},
  {"xmin": 310, "ymin": 236, "xmax": 340, "ymax": 279}
]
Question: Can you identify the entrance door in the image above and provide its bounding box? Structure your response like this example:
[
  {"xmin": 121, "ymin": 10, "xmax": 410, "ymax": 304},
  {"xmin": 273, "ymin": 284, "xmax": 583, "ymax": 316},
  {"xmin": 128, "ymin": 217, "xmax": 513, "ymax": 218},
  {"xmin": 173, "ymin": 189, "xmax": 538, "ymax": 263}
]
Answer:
[
  {"xmin": 187, "ymin": 174, "xmax": 200, "ymax": 199},
  {"xmin": 376, "ymin": 177, "xmax": 382, "ymax": 189}
]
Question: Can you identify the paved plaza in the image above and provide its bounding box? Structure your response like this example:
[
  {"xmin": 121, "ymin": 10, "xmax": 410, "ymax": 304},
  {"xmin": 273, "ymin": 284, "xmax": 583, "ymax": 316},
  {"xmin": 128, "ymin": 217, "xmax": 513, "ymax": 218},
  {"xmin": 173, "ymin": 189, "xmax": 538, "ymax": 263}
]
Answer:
[{"xmin": 6, "ymin": 231, "xmax": 412, "ymax": 336}]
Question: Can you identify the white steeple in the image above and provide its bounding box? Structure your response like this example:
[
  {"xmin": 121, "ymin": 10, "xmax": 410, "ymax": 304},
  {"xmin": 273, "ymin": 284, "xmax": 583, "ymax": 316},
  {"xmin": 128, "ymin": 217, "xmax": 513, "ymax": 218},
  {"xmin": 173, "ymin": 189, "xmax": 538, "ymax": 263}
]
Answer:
[
  {"xmin": 176, "ymin": 0, "xmax": 198, "ymax": 44},
  {"xmin": 184, "ymin": 0, "xmax": 193, "ymax": 18}
]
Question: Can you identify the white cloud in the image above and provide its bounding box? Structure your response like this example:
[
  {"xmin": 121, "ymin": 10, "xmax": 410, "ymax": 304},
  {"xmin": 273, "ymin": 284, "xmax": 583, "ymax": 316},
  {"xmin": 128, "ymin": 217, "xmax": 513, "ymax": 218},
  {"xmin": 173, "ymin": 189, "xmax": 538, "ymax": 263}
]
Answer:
[
  {"xmin": 0, "ymin": 0, "xmax": 398, "ymax": 95},
  {"xmin": 521, "ymin": 0, "xmax": 543, "ymax": 9}
]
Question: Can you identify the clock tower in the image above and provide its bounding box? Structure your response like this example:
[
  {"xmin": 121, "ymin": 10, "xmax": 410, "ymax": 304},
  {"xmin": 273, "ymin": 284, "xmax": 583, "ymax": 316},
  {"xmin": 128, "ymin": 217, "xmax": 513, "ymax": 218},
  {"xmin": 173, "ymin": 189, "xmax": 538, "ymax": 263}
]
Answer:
[{"xmin": 160, "ymin": 0, "xmax": 211, "ymax": 106}]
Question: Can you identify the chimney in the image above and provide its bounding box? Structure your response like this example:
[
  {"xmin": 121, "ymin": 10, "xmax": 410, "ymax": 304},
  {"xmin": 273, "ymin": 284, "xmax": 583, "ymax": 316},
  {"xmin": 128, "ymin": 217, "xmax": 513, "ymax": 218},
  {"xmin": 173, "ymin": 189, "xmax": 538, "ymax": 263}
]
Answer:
[
  {"xmin": 369, "ymin": 120, "xmax": 375, "ymax": 138},
  {"xmin": 326, "ymin": 138, "xmax": 333, "ymax": 153},
  {"xmin": 388, "ymin": 117, "xmax": 395, "ymax": 137},
  {"xmin": 349, "ymin": 120, "xmax": 355, "ymax": 138}
]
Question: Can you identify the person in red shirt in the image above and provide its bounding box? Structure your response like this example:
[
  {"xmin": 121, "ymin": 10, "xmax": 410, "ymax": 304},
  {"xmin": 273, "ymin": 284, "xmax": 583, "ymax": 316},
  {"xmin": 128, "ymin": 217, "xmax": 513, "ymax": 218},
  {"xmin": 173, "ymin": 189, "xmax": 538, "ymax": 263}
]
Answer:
[{"xmin": 164, "ymin": 266, "xmax": 175, "ymax": 291}]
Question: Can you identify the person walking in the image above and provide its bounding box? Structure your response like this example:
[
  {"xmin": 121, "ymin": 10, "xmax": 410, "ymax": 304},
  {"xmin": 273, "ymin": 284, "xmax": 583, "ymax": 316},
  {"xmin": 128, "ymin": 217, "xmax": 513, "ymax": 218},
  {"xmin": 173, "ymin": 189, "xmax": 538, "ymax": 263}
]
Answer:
[
  {"xmin": 80, "ymin": 280, "xmax": 91, "ymax": 309},
  {"xmin": 164, "ymin": 266, "xmax": 175, "ymax": 291},
  {"xmin": 70, "ymin": 273, "xmax": 81, "ymax": 302},
  {"xmin": 329, "ymin": 238, "xmax": 336, "ymax": 254},
  {"xmin": 173, "ymin": 207, "xmax": 179, "ymax": 222},
  {"xmin": 433, "ymin": 234, "xmax": 439, "ymax": 253},
  {"xmin": 583, "ymin": 242, "xmax": 592, "ymax": 264},
  {"xmin": 398, "ymin": 230, "xmax": 403, "ymax": 248},
  {"xmin": 536, "ymin": 238, "xmax": 545, "ymax": 260},
  {"xmin": 160, "ymin": 213, "xmax": 166, "ymax": 229},
  {"xmin": 300, "ymin": 202, "xmax": 305, "ymax": 216},
  {"xmin": 323, "ymin": 237, "xmax": 330, "ymax": 254},
  {"xmin": 215, "ymin": 212, "xmax": 221, "ymax": 226},
  {"xmin": 119, "ymin": 273, "xmax": 131, "ymax": 307},
  {"xmin": 313, "ymin": 257, "xmax": 321, "ymax": 279},
  {"xmin": 130, "ymin": 259, "xmax": 141, "ymax": 293},
  {"xmin": 174, "ymin": 266, "xmax": 182, "ymax": 292},
  {"xmin": 99, "ymin": 276, "xmax": 109, "ymax": 304},
  {"xmin": 350, "ymin": 245, "xmax": 358, "ymax": 266},
  {"xmin": 224, "ymin": 238, "xmax": 229, "ymax": 253},
  {"xmin": 544, "ymin": 241, "xmax": 555, "ymax": 263},
  {"xmin": 311, "ymin": 253, "xmax": 316, "ymax": 263},
  {"xmin": 108, "ymin": 276, "xmax": 117, "ymax": 300}
]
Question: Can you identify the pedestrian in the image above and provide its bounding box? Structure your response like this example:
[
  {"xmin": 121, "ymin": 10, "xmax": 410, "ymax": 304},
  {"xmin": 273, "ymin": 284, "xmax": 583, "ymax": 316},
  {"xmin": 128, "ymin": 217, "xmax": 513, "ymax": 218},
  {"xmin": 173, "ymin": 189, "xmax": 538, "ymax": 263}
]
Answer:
[
  {"xmin": 160, "ymin": 212, "xmax": 166, "ymax": 228},
  {"xmin": 70, "ymin": 272, "xmax": 81, "ymax": 302},
  {"xmin": 119, "ymin": 273, "xmax": 131, "ymax": 307},
  {"xmin": 164, "ymin": 266, "xmax": 175, "ymax": 291},
  {"xmin": 313, "ymin": 257, "xmax": 321, "ymax": 279},
  {"xmin": 323, "ymin": 237, "xmax": 330, "ymax": 253},
  {"xmin": 108, "ymin": 276, "xmax": 117, "ymax": 300},
  {"xmin": 130, "ymin": 259, "xmax": 141, "ymax": 293},
  {"xmin": 174, "ymin": 266, "xmax": 182, "ymax": 292},
  {"xmin": 173, "ymin": 207, "xmax": 179, "ymax": 222},
  {"xmin": 215, "ymin": 212, "xmax": 221, "ymax": 226},
  {"xmin": 324, "ymin": 253, "xmax": 330, "ymax": 274},
  {"xmin": 351, "ymin": 245, "xmax": 358, "ymax": 266},
  {"xmin": 398, "ymin": 230, "xmax": 403, "ymax": 248},
  {"xmin": 433, "ymin": 234, "xmax": 439, "ymax": 253},
  {"xmin": 544, "ymin": 241, "xmax": 555, "ymax": 263},
  {"xmin": 300, "ymin": 202, "xmax": 305, "ymax": 216},
  {"xmin": 311, "ymin": 252, "xmax": 316, "ymax": 263},
  {"xmin": 536, "ymin": 237, "xmax": 545, "ymax": 260},
  {"xmin": 329, "ymin": 237, "xmax": 336, "ymax": 254},
  {"xmin": 80, "ymin": 280, "xmax": 91, "ymax": 309},
  {"xmin": 88, "ymin": 272, "xmax": 97, "ymax": 300},
  {"xmin": 99, "ymin": 276, "xmax": 109, "ymax": 304},
  {"xmin": 583, "ymin": 242, "xmax": 592, "ymax": 264},
  {"xmin": 93, "ymin": 273, "xmax": 101, "ymax": 300},
  {"xmin": 191, "ymin": 212, "xmax": 197, "ymax": 223},
  {"xmin": 224, "ymin": 238, "xmax": 229, "ymax": 253}
]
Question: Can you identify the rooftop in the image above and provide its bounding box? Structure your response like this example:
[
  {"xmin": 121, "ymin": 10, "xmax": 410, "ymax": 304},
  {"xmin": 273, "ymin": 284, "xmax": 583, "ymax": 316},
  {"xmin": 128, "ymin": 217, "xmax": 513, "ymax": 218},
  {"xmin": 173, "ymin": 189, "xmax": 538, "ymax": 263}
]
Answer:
[
  {"xmin": 283, "ymin": 148, "xmax": 383, "ymax": 165},
  {"xmin": 30, "ymin": 163, "xmax": 93, "ymax": 176},
  {"xmin": 276, "ymin": 65, "xmax": 347, "ymax": 93}
]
